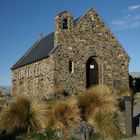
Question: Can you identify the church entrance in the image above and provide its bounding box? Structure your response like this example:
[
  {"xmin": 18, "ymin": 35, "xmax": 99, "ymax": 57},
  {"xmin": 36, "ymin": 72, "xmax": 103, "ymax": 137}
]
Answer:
[{"xmin": 86, "ymin": 57, "xmax": 99, "ymax": 88}]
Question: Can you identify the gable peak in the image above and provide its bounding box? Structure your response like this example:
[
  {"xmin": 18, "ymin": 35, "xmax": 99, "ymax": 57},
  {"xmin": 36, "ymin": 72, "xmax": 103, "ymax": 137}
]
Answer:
[
  {"xmin": 74, "ymin": 8, "xmax": 96, "ymax": 25},
  {"xmin": 87, "ymin": 7, "xmax": 95, "ymax": 12},
  {"xmin": 55, "ymin": 10, "xmax": 72, "ymax": 17}
]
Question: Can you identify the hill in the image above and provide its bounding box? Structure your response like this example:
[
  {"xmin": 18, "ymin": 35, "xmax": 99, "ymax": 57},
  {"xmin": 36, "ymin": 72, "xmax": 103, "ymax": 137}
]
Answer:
[
  {"xmin": 130, "ymin": 72, "xmax": 140, "ymax": 78},
  {"xmin": 0, "ymin": 86, "xmax": 11, "ymax": 95}
]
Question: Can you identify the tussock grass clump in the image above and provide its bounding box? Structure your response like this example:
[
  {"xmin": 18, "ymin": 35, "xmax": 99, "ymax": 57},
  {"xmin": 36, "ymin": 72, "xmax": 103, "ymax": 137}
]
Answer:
[
  {"xmin": 48, "ymin": 99, "xmax": 81, "ymax": 131},
  {"xmin": 77, "ymin": 85, "xmax": 118, "ymax": 120},
  {"xmin": 52, "ymin": 87, "xmax": 65, "ymax": 95},
  {"xmin": 77, "ymin": 85, "xmax": 121, "ymax": 139},
  {"xmin": 48, "ymin": 87, "xmax": 65, "ymax": 96},
  {"xmin": 0, "ymin": 89, "xmax": 3, "ymax": 97},
  {"xmin": 88, "ymin": 109, "xmax": 121, "ymax": 139},
  {"xmin": 117, "ymin": 86, "xmax": 132, "ymax": 96},
  {"xmin": 0, "ymin": 95, "xmax": 48, "ymax": 134},
  {"xmin": 125, "ymin": 88, "xmax": 133, "ymax": 96}
]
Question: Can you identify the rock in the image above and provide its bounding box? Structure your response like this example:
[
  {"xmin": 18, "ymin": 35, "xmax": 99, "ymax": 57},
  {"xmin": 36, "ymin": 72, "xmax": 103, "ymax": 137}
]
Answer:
[
  {"xmin": 55, "ymin": 130, "xmax": 63, "ymax": 138},
  {"xmin": 44, "ymin": 93, "xmax": 54, "ymax": 100},
  {"xmin": 0, "ymin": 129, "xmax": 6, "ymax": 135},
  {"xmin": 69, "ymin": 121, "xmax": 94, "ymax": 140},
  {"xmin": 0, "ymin": 129, "xmax": 3, "ymax": 135}
]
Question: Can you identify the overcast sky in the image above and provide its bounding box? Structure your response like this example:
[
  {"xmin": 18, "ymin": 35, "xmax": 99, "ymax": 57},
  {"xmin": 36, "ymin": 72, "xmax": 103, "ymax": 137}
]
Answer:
[{"xmin": 0, "ymin": 0, "xmax": 140, "ymax": 86}]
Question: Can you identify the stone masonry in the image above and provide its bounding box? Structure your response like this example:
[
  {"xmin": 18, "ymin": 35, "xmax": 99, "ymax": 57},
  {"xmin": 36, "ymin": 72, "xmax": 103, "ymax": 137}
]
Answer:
[
  {"xmin": 12, "ymin": 56, "xmax": 54, "ymax": 96},
  {"xmin": 11, "ymin": 8, "xmax": 130, "ymax": 96}
]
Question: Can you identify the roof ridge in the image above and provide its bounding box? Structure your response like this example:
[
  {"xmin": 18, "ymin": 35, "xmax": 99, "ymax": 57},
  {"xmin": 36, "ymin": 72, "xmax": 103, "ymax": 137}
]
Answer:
[{"xmin": 74, "ymin": 8, "xmax": 95, "ymax": 25}]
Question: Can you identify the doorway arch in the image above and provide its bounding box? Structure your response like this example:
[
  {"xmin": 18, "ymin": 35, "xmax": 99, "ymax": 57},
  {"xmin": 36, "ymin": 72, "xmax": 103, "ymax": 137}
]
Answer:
[{"xmin": 86, "ymin": 57, "xmax": 99, "ymax": 88}]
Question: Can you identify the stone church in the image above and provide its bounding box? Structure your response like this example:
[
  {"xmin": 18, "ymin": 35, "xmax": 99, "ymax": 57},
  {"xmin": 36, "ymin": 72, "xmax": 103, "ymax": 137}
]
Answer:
[{"xmin": 11, "ymin": 8, "xmax": 130, "ymax": 96}]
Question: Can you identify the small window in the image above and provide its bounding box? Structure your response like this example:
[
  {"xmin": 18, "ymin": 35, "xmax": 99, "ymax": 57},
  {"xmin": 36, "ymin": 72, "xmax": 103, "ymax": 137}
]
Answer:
[
  {"xmin": 63, "ymin": 18, "xmax": 68, "ymax": 29},
  {"xmin": 69, "ymin": 61, "xmax": 74, "ymax": 73},
  {"xmin": 90, "ymin": 64, "xmax": 94, "ymax": 69}
]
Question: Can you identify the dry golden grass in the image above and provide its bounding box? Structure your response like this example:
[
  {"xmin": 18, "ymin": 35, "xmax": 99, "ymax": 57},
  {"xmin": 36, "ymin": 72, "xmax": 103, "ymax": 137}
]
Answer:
[
  {"xmin": 0, "ymin": 89, "xmax": 3, "ymax": 97},
  {"xmin": 116, "ymin": 86, "xmax": 132, "ymax": 97},
  {"xmin": 0, "ymin": 95, "xmax": 48, "ymax": 134},
  {"xmin": 77, "ymin": 85, "xmax": 118, "ymax": 120},
  {"xmin": 122, "ymin": 87, "xmax": 132, "ymax": 96},
  {"xmin": 48, "ymin": 99, "xmax": 81, "ymax": 131},
  {"xmin": 88, "ymin": 108, "xmax": 121, "ymax": 139},
  {"xmin": 48, "ymin": 87, "xmax": 65, "ymax": 96}
]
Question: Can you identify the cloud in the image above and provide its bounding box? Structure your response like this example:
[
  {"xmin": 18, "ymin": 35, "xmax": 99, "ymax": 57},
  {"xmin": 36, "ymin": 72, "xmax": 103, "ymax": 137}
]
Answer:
[
  {"xmin": 111, "ymin": 4, "xmax": 140, "ymax": 31},
  {"xmin": 128, "ymin": 5, "xmax": 140, "ymax": 11},
  {"xmin": 112, "ymin": 21, "xmax": 127, "ymax": 26}
]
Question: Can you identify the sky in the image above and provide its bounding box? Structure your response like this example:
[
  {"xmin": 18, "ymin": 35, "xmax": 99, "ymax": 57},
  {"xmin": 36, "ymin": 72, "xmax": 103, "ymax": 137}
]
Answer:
[{"xmin": 0, "ymin": 0, "xmax": 140, "ymax": 86}]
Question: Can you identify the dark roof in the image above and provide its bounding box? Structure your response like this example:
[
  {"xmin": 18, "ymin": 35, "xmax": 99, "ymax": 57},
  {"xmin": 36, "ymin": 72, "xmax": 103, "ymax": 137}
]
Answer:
[
  {"xmin": 74, "ymin": 17, "xmax": 80, "ymax": 24},
  {"xmin": 11, "ymin": 32, "xmax": 54, "ymax": 70},
  {"xmin": 11, "ymin": 17, "xmax": 81, "ymax": 70}
]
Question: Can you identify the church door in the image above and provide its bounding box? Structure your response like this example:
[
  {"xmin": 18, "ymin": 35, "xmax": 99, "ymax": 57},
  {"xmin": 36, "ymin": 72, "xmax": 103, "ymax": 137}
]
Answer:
[{"xmin": 86, "ymin": 58, "xmax": 99, "ymax": 88}]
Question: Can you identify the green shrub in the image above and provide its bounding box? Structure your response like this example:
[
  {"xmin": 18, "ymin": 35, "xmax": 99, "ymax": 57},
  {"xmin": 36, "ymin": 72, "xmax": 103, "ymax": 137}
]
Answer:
[
  {"xmin": 67, "ymin": 136, "xmax": 78, "ymax": 140},
  {"xmin": 90, "ymin": 132, "xmax": 101, "ymax": 140},
  {"xmin": 30, "ymin": 129, "xmax": 58, "ymax": 140}
]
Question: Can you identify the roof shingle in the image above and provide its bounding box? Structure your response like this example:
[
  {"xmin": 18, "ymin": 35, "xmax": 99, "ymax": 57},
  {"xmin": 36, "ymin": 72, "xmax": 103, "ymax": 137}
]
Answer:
[{"xmin": 11, "ymin": 32, "xmax": 54, "ymax": 70}]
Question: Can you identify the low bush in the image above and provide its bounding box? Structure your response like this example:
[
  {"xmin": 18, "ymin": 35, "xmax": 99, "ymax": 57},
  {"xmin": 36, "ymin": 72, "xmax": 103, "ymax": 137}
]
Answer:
[
  {"xmin": 116, "ymin": 86, "xmax": 132, "ymax": 96},
  {"xmin": 77, "ymin": 85, "xmax": 121, "ymax": 139},
  {"xmin": 0, "ymin": 95, "xmax": 48, "ymax": 135},
  {"xmin": 67, "ymin": 137, "xmax": 78, "ymax": 140},
  {"xmin": 90, "ymin": 132, "xmax": 102, "ymax": 140},
  {"xmin": 88, "ymin": 109, "xmax": 121, "ymax": 139},
  {"xmin": 30, "ymin": 129, "xmax": 58, "ymax": 140},
  {"xmin": 77, "ymin": 85, "xmax": 118, "ymax": 120},
  {"xmin": 48, "ymin": 87, "xmax": 66, "ymax": 97},
  {"xmin": 48, "ymin": 99, "xmax": 81, "ymax": 131},
  {"xmin": 0, "ymin": 90, "xmax": 3, "ymax": 97}
]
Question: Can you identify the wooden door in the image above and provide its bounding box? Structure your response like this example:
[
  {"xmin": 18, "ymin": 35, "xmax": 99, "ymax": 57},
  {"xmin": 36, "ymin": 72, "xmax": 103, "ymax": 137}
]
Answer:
[{"xmin": 86, "ymin": 58, "xmax": 99, "ymax": 88}]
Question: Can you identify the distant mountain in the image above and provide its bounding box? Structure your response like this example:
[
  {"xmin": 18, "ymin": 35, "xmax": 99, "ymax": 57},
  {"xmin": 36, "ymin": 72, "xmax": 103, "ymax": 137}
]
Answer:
[
  {"xmin": 130, "ymin": 72, "xmax": 140, "ymax": 78},
  {"xmin": 0, "ymin": 86, "xmax": 11, "ymax": 95}
]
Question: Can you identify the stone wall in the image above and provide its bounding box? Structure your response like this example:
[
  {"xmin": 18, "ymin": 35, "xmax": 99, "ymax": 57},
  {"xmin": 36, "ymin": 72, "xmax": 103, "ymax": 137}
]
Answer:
[
  {"xmin": 53, "ymin": 8, "xmax": 130, "ymax": 95},
  {"xmin": 12, "ymin": 55, "xmax": 54, "ymax": 96}
]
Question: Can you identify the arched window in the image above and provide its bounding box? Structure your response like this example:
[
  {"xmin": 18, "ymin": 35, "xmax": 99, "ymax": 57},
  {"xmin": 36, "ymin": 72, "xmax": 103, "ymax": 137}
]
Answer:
[{"xmin": 63, "ymin": 18, "xmax": 68, "ymax": 29}]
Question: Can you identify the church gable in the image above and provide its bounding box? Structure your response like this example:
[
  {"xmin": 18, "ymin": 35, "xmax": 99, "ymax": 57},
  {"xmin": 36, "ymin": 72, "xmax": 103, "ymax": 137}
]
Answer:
[
  {"xmin": 52, "ymin": 8, "xmax": 130, "ymax": 94},
  {"xmin": 53, "ymin": 8, "xmax": 129, "ymax": 62},
  {"xmin": 75, "ymin": 8, "xmax": 130, "ymax": 60}
]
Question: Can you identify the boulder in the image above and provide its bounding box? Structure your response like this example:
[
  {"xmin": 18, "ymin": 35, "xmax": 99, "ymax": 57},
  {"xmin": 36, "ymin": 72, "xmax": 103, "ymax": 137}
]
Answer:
[{"xmin": 69, "ymin": 121, "xmax": 94, "ymax": 140}]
